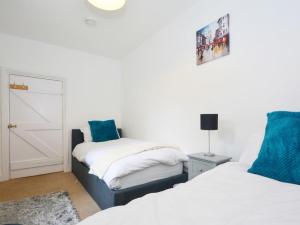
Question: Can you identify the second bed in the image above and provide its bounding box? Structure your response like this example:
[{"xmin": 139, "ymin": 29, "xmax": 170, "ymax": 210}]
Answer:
[{"xmin": 71, "ymin": 129, "xmax": 188, "ymax": 209}]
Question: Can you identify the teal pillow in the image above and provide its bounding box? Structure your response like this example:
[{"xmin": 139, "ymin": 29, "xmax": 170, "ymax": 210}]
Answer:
[
  {"xmin": 88, "ymin": 120, "xmax": 119, "ymax": 142},
  {"xmin": 248, "ymin": 111, "xmax": 300, "ymax": 185}
]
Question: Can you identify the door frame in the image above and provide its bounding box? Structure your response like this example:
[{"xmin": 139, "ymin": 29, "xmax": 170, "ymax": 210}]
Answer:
[{"xmin": 0, "ymin": 68, "xmax": 68, "ymax": 181}]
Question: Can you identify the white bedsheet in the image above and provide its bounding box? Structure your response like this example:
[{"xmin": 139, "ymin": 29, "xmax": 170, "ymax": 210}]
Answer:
[
  {"xmin": 72, "ymin": 138, "xmax": 188, "ymax": 188},
  {"xmin": 78, "ymin": 162, "xmax": 300, "ymax": 225}
]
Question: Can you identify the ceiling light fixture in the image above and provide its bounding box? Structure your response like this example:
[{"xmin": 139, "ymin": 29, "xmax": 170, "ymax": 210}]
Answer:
[{"xmin": 87, "ymin": 0, "xmax": 126, "ymax": 11}]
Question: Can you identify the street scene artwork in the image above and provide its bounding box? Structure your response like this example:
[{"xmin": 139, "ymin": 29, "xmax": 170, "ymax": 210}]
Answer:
[{"xmin": 196, "ymin": 14, "xmax": 230, "ymax": 65}]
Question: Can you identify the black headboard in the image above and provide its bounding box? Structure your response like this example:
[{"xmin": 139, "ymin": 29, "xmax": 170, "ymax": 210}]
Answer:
[{"xmin": 71, "ymin": 128, "xmax": 122, "ymax": 151}]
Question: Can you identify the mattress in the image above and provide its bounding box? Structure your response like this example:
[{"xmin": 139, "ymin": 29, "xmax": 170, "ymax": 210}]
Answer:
[
  {"xmin": 110, "ymin": 163, "xmax": 183, "ymax": 190},
  {"xmin": 78, "ymin": 162, "xmax": 300, "ymax": 225}
]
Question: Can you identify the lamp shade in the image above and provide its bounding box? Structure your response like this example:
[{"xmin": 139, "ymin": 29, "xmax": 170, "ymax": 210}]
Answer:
[{"xmin": 200, "ymin": 114, "xmax": 218, "ymax": 130}]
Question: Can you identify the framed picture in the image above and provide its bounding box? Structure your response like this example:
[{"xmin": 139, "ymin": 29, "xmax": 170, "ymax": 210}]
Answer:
[{"xmin": 196, "ymin": 14, "xmax": 230, "ymax": 65}]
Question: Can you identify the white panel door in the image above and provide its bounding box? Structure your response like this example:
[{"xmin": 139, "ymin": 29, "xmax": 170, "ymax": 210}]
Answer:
[{"xmin": 9, "ymin": 74, "xmax": 64, "ymax": 178}]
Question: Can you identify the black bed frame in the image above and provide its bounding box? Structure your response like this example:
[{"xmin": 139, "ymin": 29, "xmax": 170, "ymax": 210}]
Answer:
[{"xmin": 71, "ymin": 129, "xmax": 188, "ymax": 210}]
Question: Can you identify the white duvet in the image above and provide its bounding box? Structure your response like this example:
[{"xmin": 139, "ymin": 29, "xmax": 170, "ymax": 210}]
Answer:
[
  {"xmin": 72, "ymin": 138, "xmax": 188, "ymax": 188},
  {"xmin": 78, "ymin": 162, "xmax": 300, "ymax": 225}
]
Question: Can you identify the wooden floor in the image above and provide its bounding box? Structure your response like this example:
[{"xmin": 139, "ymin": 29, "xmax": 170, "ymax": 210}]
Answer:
[{"xmin": 0, "ymin": 172, "xmax": 100, "ymax": 220}]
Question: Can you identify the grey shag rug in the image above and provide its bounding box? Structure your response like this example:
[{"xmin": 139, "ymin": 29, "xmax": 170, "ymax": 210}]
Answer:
[{"xmin": 0, "ymin": 192, "xmax": 80, "ymax": 225}]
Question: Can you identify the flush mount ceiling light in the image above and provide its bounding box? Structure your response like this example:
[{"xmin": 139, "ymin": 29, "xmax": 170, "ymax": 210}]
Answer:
[{"xmin": 87, "ymin": 0, "xmax": 126, "ymax": 11}]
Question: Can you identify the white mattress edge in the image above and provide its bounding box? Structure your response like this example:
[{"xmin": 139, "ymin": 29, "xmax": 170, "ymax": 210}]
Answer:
[{"xmin": 109, "ymin": 163, "xmax": 183, "ymax": 190}]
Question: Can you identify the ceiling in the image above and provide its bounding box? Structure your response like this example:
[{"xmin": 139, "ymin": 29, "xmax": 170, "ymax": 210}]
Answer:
[{"xmin": 0, "ymin": 0, "xmax": 198, "ymax": 59}]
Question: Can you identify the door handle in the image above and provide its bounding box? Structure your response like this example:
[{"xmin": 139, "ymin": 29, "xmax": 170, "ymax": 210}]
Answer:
[{"xmin": 8, "ymin": 124, "xmax": 17, "ymax": 129}]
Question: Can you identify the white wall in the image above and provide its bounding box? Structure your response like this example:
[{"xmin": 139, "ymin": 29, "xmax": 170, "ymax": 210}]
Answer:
[
  {"xmin": 0, "ymin": 33, "xmax": 122, "ymax": 179},
  {"xmin": 122, "ymin": 0, "xmax": 300, "ymax": 160}
]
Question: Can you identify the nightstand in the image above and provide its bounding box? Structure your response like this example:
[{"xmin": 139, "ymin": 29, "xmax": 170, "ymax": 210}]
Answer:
[{"xmin": 188, "ymin": 153, "xmax": 231, "ymax": 180}]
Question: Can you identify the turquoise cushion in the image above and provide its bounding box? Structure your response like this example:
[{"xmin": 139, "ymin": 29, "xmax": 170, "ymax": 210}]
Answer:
[
  {"xmin": 248, "ymin": 111, "xmax": 300, "ymax": 185},
  {"xmin": 88, "ymin": 120, "xmax": 119, "ymax": 142}
]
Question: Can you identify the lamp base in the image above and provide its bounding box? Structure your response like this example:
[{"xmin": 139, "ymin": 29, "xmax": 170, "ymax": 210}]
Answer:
[{"xmin": 204, "ymin": 152, "xmax": 215, "ymax": 157}]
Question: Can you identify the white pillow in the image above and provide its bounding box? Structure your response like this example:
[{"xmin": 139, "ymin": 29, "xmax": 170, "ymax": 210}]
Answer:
[
  {"xmin": 80, "ymin": 126, "xmax": 92, "ymax": 142},
  {"xmin": 239, "ymin": 131, "xmax": 264, "ymax": 166}
]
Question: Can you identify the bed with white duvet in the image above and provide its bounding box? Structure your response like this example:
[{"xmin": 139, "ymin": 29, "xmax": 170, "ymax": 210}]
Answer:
[
  {"xmin": 71, "ymin": 129, "xmax": 189, "ymax": 209},
  {"xmin": 78, "ymin": 161, "xmax": 300, "ymax": 225},
  {"xmin": 72, "ymin": 138, "xmax": 188, "ymax": 190}
]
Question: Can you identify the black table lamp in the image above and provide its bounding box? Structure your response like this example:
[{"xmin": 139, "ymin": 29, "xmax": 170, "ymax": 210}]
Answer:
[{"xmin": 200, "ymin": 114, "xmax": 218, "ymax": 157}]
